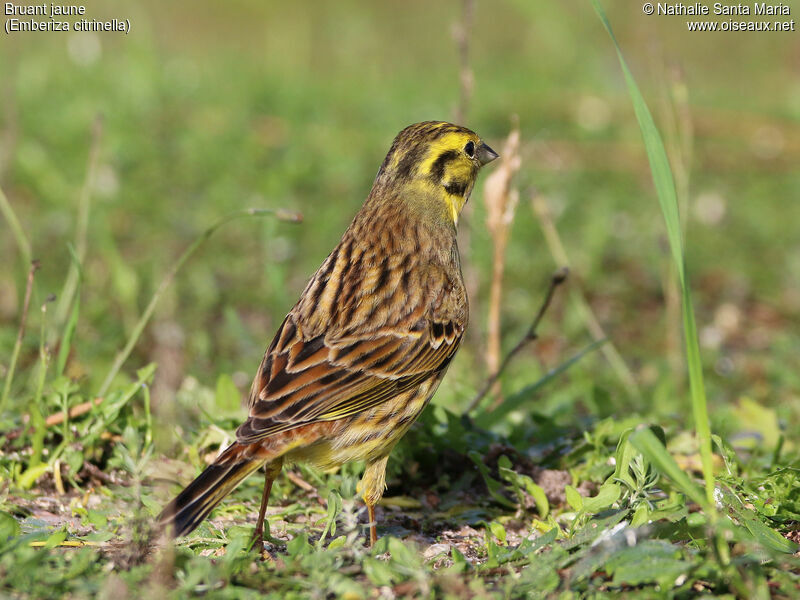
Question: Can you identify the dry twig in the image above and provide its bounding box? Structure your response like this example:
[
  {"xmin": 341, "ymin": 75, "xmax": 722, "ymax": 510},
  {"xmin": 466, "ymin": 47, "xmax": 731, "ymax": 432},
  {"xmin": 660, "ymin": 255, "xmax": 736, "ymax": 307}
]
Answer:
[
  {"xmin": 466, "ymin": 268, "xmax": 568, "ymax": 413},
  {"xmin": 285, "ymin": 470, "xmax": 315, "ymax": 493}
]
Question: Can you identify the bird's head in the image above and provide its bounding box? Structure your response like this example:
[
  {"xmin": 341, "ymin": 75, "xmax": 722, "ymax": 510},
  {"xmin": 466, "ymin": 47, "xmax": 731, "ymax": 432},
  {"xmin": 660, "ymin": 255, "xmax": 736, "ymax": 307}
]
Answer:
[{"xmin": 372, "ymin": 121, "xmax": 499, "ymax": 225}]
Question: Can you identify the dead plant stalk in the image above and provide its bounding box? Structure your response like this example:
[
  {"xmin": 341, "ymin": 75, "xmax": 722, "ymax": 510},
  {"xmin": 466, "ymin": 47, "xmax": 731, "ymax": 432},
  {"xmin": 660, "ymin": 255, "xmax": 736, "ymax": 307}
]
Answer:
[
  {"xmin": 452, "ymin": 0, "xmax": 475, "ymax": 125},
  {"xmin": 483, "ymin": 125, "xmax": 521, "ymax": 407},
  {"xmin": 467, "ymin": 267, "xmax": 568, "ymax": 413},
  {"xmin": 0, "ymin": 260, "xmax": 40, "ymax": 415}
]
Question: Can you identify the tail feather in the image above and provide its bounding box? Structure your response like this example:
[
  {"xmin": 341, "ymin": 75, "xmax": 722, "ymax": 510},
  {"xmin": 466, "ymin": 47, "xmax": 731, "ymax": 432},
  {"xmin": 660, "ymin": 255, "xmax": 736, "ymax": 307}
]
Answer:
[{"xmin": 158, "ymin": 443, "xmax": 264, "ymax": 538}]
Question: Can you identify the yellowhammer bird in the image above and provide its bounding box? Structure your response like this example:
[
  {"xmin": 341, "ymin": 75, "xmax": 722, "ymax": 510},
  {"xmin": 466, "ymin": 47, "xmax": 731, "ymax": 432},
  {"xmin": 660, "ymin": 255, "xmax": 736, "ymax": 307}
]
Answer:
[{"xmin": 158, "ymin": 121, "xmax": 498, "ymax": 546}]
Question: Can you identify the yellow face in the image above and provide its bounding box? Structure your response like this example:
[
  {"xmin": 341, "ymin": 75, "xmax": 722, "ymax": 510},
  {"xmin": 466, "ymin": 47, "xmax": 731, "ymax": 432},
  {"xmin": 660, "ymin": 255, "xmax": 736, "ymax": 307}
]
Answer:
[
  {"xmin": 377, "ymin": 121, "xmax": 499, "ymax": 224},
  {"xmin": 419, "ymin": 130, "xmax": 482, "ymax": 190}
]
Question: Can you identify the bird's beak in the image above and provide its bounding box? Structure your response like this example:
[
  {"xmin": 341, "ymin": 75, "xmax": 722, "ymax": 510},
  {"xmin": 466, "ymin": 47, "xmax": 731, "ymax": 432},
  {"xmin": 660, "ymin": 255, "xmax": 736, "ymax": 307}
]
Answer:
[{"xmin": 476, "ymin": 142, "xmax": 499, "ymax": 166}]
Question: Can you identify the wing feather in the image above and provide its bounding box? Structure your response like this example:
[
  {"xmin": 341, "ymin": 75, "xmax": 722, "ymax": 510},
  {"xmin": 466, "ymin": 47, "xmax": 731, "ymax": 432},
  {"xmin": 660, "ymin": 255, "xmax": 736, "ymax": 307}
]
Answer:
[
  {"xmin": 237, "ymin": 227, "xmax": 467, "ymax": 445},
  {"xmin": 236, "ymin": 312, "xmax": 462, "ymax": 444}
]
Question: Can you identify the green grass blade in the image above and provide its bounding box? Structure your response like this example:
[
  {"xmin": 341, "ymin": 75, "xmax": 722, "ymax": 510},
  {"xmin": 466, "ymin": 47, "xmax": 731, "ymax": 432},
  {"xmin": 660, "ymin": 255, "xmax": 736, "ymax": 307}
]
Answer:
[
  {"xmin": 590, "ymin": 2, "xmax": 683, "ymax": 279},
  {"xmin": 55, "ymin": 293, "xmax": 80, "ymax": 377},
  {"xmin": 591, "ymin": 0, "xmax": 714, "ymax": 507},
  {"xmin": 29, "ymin": 302, "xmax": 52, "ymax": 466},
  {"xmin": 0, "ymin": 185, "xmax": 32, "ymax": 265},
  {"xmin": 476, "ymin": 338, "xmax": 606, "ymax": 428}
]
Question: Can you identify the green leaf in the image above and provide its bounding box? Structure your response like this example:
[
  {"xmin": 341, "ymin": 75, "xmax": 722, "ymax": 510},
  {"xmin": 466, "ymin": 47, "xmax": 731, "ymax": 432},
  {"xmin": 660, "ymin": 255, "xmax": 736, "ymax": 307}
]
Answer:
[
  {"xmin": 526, "ymin": 483, "xmax": 550, "ymax": 519},
  {"xmin": 0, "ymin": 512, "xmax": 20, "ymax": 541},
  {"xmin": 387, "ymin": 537, "xmax": 420, "ymax": 568},
  {"xmin": 44, "ymin": 529, "xmax": 68, "ymax": 549},
  {"xmin": 223, "ymin": 533, "xmax": 247, "ymax": 560},
  {"xmin": 629, "ymin": 427, "xmax": 709, "ymax": 510},
  {"xmin": 287, "ymin": 532, "xmax": 311, "ymax": 557},
  {"xmin": 483, "ymin": 531, "xmax": 501, "ymax": 568},
  {"xmin": 327, "ymin": 535, "xmax": 347, "ymax": 550},
  {"xmin": 736, "ymin": 511, "xmax": 799, "ymax": 554},
  {"xmin": 732, "ymin": 398, "xmax": 782, "ymax": 449},
  {"xmin": 363, "ymin": 558, "xmax": 396, "ymax": 586},
  {"xmin": 712, "ymin": 435, "xmax": 740, "ymax": 478},
  {"xmin": 65, "ymin": 447, "xmax": 84, "ymax": 476},
  {"xmin": 687, "ymin": 512, "xmax": 707, "ymax": 527},
  {"xmin": 582, "ymin": 483, "xmax": 621, "ymax": 513},
  {"xmin": 86, "ymin": 510, "xmax": 107, "ymax": 529},
  {"xmin": 631, "ymin": 503, "xmax": 651, "ymax": 527},
  {"xmin": 498, "ymin": 457, "xmax": 550, "ymax": 518},
  {"xmin": 563, "ymin": 511, "xmax": 628, "ymax": 550},
  {"xmin": 565, "ymin": 485, "xmax": 583, "ymax": 511},
  {"xmin": 528, "ymin": 526, "xmax": 558, "ymax": 553},
  {"xmin": 468, "ymin": 451, "xmax": 515, "ymax": 508},
  {"xmin": 214, "ymin": 374, "xmax": 241, "ymax": 414},
  {"xmin": 317, "ymin": 489, "xmax": 342, "ymax": 548},
  {"xmin": 86, "ymin": 365, "xmax": 156, "ymax": 442},
  {"xmin": 612, "ymin": 429, "xmax": 638, "ymax": 490},
  {"xmin": 716, "ymin": 486, "xmax": 799, "ymax": 554},
  {"xmin": 518, "ymin": 552, "xmax": 561, "ymax": 595},
  {"xmin": 606, "ymin": 540, "xmax": 692, "ymax": 589},
  {"xmin": 450, "ymin": 545, "xmax": 468, "ymax": 567},
  {"xmin": 17, "ymin": 462, "xmax": 50, "ymax": 490},
  {"xmin": 488, "ymin": 521, "xmax": 507, "ymax": 546}
]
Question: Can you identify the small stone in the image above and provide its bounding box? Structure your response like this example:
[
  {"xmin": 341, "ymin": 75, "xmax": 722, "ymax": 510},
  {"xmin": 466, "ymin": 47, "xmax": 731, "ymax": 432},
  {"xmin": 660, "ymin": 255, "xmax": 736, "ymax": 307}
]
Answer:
[{"xmin": 423, "ymin": 543, "xmax": 451, "ymax": 561}]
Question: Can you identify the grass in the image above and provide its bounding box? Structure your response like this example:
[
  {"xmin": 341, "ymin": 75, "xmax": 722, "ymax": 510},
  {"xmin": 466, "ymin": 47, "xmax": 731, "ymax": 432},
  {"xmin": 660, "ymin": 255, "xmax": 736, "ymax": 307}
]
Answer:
[
  {"xmin": 2, "ymin": 1, "xmax": 800, "ymax": 598},
  {"xmin": 592, "ymin": 0, "xmax": 719, "ymax": 535},
  {"xmin": 96, "ymin": 206, "xmax": 302, "ymax": 398}
]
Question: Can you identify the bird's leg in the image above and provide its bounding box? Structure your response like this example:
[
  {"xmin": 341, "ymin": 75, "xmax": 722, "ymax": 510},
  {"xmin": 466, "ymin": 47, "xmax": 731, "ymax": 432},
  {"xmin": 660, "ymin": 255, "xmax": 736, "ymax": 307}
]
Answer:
[
  {"xmin": 360, "ymin": 455, "xmax": 389, "ymax": 547},
  {"xmin": 251, "ymin": 458, "xmax": 283, "ymax": 550},
  {"xmin": 366, "ymin": 503, "xmax": 378, "ymax": 547}
]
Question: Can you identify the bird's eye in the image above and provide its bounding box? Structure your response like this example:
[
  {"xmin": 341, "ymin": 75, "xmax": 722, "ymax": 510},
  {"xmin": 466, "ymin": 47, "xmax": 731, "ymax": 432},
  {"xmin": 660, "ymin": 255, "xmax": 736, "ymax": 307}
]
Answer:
[{"xmin": 464, "ymin": 141, "xmax": 475, "ymax": 157}]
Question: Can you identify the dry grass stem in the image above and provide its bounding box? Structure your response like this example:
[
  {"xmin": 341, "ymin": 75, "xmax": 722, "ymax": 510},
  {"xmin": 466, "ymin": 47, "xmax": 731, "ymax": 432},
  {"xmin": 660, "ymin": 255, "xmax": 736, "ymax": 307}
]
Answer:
[
  {"xmin": 466, "ymin": 267, "xmax": 568, "ymax": 414},
  {"xmin": 452, "ymin": 0, "xmax": 475, "ymax": 125},
  {"xmin": 451, "ymin": 0, "xmax": 483, "ymax": 376},
  {"xmin": 6, "ymin": 397, "xmax": 104, "ymax": 442},
  {"xmin": 0, "ymin": 184, "xmax": 32, "ymax": 265},
  {"xmin": 285, "ymin": 470, "xmax": 315, "ymax": 492},
  {"xmin": 483, "ymin": 122, "xmax": 521, "ymax": 407}
]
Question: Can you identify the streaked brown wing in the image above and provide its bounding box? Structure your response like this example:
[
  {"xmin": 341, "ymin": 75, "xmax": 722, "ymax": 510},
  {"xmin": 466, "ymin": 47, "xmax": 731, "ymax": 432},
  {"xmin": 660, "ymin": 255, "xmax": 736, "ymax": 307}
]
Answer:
[{"xmin": 235, "ymin": 314, "xmax": 462, "ymax": 444}]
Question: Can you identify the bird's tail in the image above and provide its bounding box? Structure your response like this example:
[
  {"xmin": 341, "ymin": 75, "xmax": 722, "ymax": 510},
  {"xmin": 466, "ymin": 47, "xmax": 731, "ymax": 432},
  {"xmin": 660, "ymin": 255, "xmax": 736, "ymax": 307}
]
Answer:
[{"xmin": 158, "ymin": 442, "xmax": 265, "ymax": 538}]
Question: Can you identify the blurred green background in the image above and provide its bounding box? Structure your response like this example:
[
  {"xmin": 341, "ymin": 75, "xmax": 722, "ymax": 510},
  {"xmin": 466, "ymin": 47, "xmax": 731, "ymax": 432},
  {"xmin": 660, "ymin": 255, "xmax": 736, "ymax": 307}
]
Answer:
[{"xmin": 1, "ymin": 0, "xmax": 798, "ymax": 440}]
